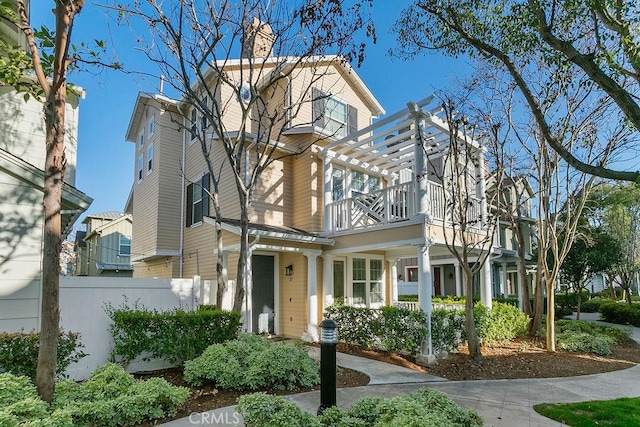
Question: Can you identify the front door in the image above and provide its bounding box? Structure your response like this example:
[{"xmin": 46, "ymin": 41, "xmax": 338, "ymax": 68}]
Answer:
[
  {"xmin": 434, "ymin": 266, "xmax": 442, "ymax": 295},
  {"xmin": 252, "ymin": 255, "xmax": 275, "ymax": 334}
]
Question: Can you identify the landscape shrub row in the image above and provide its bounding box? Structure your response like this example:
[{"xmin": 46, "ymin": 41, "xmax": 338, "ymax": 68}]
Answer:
[
  {"xmin": 552, "ymin": 320, "xmax": 630, "ymax": 356},
  {"xmin": 183, "ymin": 334, "xmax": 319, "ymax": 391},
  {"xmin": 599, "ymin": 301, "xmax": 640, "ymax": 327},
  {"xmin": 0, "ymin": 330, "xmax": 86, "ymax": 380},
  {"xmin": 106, "ymin": 302, "xmax": 241, "ymax": 366},
  {"xmin": 555, "ymin": 291, "xmax": 591, "ymax": 309},
  {"xmin": 237, "ymin": 387, "xmax": 483, "ymax": 427},
  {"xmin": 0, "ymin": 363, "xmax": 189, "ymax": 426},
  {"xmin": 580, "ymin": 298, "xmax": 606, "ymax": 313},
  {"xmin": 326, "ymin": 302, "xmax": 528, "ymax": 354},
  {"xmin": 324, "ymin": 305, "xmax": 427, "ymax": 354}
]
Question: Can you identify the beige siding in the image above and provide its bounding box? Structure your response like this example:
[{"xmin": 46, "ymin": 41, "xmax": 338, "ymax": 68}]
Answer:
[
  {"xmin": 0, "ymin": 87, "xmax": 80, "ymax": 185},
  {"xmin": 133, "ymin": 257, "xmax": 180, "ymax": 278},
  {"xmin": 0, "ymin": 172, "xmax": 43, "ymax": 332},
  {"xmin": 291, "ymin": 150, "xmax": 323, "ymax": 232},
  {"xmin": 278, "ymin": 252, "xmax": 306, "ymax": 338}
]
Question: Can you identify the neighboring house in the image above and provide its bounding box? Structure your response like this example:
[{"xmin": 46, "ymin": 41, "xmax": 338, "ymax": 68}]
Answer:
[
  {"xmin": 0, "ymin": 1, "xmax": 93, "ymax": 332},
  {"xmin": 124, "ymin": 30, "xmax": 495, "ymax": 356},
  {"xmin": 75, "ymin": 212, "xmax": 133, "ymax": 277}
]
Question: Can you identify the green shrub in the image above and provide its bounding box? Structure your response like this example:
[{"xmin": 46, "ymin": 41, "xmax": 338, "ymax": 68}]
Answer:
[
  {"xmin": 599, "ymin": 301, "xmax": 640, "ymax": 326},
  {"xmin": 184, "ymin": 334, "xmax": 319, "ymax": 391},
  {"xmin": 324, "ymin": 305, "xmax": 380, "ymax": 350},
  {"xmin": 556, "ymin": 290, "xmax": 591, "ymax": 309},
  {"xmin": 431, "ymin": 308, "xmax": 465, "ymax": 354},
  {"xmin": 105, "ymin": 302, "xmax": 241, "ymax": 366},
  {"xmin": 397, "ymin": 294, "xmax": 419, "ymax": 302},
  {"xmin": 0, "ymin": 364, "xmax": 189, "ymax": 426},
  {"xmin": 473, "ymin": 302, "xmax": 529, "ymax": 346},
  {"xmin": 237, "ymin": 392, "xmax": 321, "ymax": 427},
  {"xmin": 552, "ymin": 320, "xmax": 630, "ymax": 356},
  {"xmin": 580, "ymin": 298, "xmax": 605, "ymax": 313},
  {"xmin": 246, "ymin": 344, "xmax": 319, "ymax": 390},
  {"xmin": 0, "ymin": 330, "xmax": 86, "ymax": 380},
  {"xmin": 239, "ymin": 387, "xmax": 482, "ymax": 427}
]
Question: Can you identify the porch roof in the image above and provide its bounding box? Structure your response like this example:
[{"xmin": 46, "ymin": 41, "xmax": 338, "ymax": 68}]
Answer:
[
  {"xmin": 204, "ymin": 217, "xmax": 334, "ymax": 245},
  {"xmin": 319, "ymin": 95, "xmax": 481, "ymax": 177}
]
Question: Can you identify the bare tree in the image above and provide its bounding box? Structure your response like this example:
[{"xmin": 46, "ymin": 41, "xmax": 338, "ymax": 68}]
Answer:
[{"xmin": 110, "ymin": 0, "xmax": 375, "ymax": 313}]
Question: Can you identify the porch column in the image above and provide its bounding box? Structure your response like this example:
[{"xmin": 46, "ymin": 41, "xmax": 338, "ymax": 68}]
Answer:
[
  {"xmin": 517, "ymin": 259, "xmax": 525, "ymax": 311},
  {"xmin": 417, "ymin": 244, "xmax": 433, "ymax": 355},
  {"xmin": 480, "ymin": 258, "xmax": 493, "ymax": 309},
  {"xmin": 322, "ymin": 253, "xmax": 334, "ymax": 311},
  {"xmin": 455, "ymin": 262, "xmax": 462, "ymax": 297},
  {"xmin": 501, "ymin": 262, "xmax": 508, "ymax": 297},
  {"xmin": 323, "ymin": 156, "xmax": 333, "ymax": 232},
  {"xmin": 244, "ymin": 252, "xmax": 253, "ymax": 333},
  {"xmin": 408, "ymin": 103, "xmax": 431, "ymax": 221},
  {"xmin": 389, "ymin": 257, "xmax": 399, "ymax": 304},
  {"xmin": 304, "ymin": 251, "xmax": 321, "ymax": 341},
  {"xmin": 478, "ymin": 147, "xmax": 488, "ymax": 226}
]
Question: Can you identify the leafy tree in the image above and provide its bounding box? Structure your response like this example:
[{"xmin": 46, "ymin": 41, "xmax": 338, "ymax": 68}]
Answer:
[
  {"xmin": 393, "ymin": 0, "xmax": 640, "ymax": 182},
  {"xmin": 109, "ymin": 0, "xmax": 375, "ymax": 317},
  {"xmin": 0, "ymin": 0, "xmax": 111, "ymax": 402},
  {"xmin": 560, "ymin": 224, "xmax": 622, "ymax": 319}
]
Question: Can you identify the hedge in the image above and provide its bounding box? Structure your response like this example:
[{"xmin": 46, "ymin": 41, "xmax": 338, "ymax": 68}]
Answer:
[
  {"xmin": 105, "ymin": 303, "xmax": 241, "ymax": 366},
  {"xmin": 599, "ymin": 301, "xmax": 640, "ymax": 327}
]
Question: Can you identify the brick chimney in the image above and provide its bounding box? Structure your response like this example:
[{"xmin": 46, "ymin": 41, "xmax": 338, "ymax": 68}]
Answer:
[{"xmin": 241, "ymin": 18, "xmax": 274, "ymax": 59}]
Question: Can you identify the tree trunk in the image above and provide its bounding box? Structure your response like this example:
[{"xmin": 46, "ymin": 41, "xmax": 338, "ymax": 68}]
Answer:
[
  {"xmin": 215, "ymin": 219, "xmax": 225, "ymax": 308},
  {"xmin": 464, "ymin": 270, "xmax": 482, "ymax": 359},
  {"xmin": 529, "ymin": 273, "xmax": 544, "ymax": 335},
  {"xmin": 233, "ymin": 196, "xmax": 249, "ymax": 313},
  {"xmin": 515, "ymin": 220, "xmax": 532, "ymax": 316},
  {"xmin": 576, "ymin": 289, "xmax": 582, "ymax": 321},
  {"xmin": 36, "ymin": 87, "xmax": 66, "ymax": 403},
  {"xmin": 546, "ymin": 278, "xmax": 556, "ymax": 352}
]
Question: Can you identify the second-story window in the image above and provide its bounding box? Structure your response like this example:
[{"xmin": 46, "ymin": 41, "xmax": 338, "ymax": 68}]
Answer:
[
  {"xmin": 201, "ymin": 96, "xmax": 209, "ymax": 131},
  {"xmin": 186, "ymin": 173, "xmax": 210, "ymax": 226},
  {"xmin": 147, "ymin": 145, "xmax": 153, "ymax": 172},
  {"xmin": 148, "ymin": 115, "xmax": 155, "ymax": 135},
  {"xmin": 312, "ymin": 88, "xmax": 357, "ymax": 139},
  {"xmin": 119, "ymin": 235, "xmax": 131, "ymax": 256},
  {"xmin": 138, "ymin": 133, "xmax": 144, "ymax": 148},
  {"xmin": 137, "ymin": 156, "xmax": 143, "ymax": 181},
  {"xmin": 190, "ymin": 108, "xmax": 197, "ymax": 142}
]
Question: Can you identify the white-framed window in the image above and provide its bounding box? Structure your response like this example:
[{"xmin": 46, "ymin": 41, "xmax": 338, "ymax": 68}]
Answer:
[
  {"xmin": 148, "ymin": 115, "xmax": 155, "ymax": 135},
  {"xmin": 332, "ymin": 167, "xmax": 345, "ymax": 201},
  {"xmin": 118, "ymin": 235, "xmax": 131, "ymax": 256},
  {"xmin": 186, "ymin": 173, "xmax": 210, "ymax": 226},
  {"xmin": 325, "ymin": 96, "xmax": 348, "ymax": 138},
  {"xmin": 137, "ymin": 156, "xmax": 143, "ymax": 181},
  {"xmin": 347, "ymin": 254, "xmax": 385, "ymax": 308},
  {"xmin": 147, "ymin": 145, "xmax": 153, "ymax": 173},
  {"xmin": 138, "ymin": 133, "xmax": 144, "ymax": 149},
  {"xmin": 190, "ymin": 108, "xmax": 197, "ymax": 142},
  {"xmin": 350, "ymin": 169, "xmax": 381, "ymax": 197},
  {"xmin": 201, "ymin": 96, "xmax": 208, "ymax": 131}
]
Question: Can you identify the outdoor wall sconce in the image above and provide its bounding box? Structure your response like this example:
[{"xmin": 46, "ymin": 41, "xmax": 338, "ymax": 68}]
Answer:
[{"xmin": 285, "ymin": 264, "xmax": 293, "ymax": 276}]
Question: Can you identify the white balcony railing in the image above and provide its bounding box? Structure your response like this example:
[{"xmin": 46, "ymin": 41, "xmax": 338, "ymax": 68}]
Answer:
[{"xmin": 327, "ymin": 181, "xmax": 482, "ymax": 233}]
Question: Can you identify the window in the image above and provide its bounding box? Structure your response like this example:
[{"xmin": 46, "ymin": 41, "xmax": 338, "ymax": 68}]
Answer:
[
  {"xmin": 349, "ymin": 256, "xmax": 385, "ymax": 307},
  {"xmin": 137, "ymin": 156, "xmax": 143, "ymax": 181},
  {"xmin": 148, "ymin": 115, "xmax": 155, "ymax": 135},
  {"xmin": 119, "ymin": 235, "xmax": 131, "ymax": 256},
  {"xmin": 190, "ymin": 108, "xmax": 197, "ymax": 141},
  {"xmin": 138, "ymin": 133, "xmax": 144, "ymax": 148},
  {"xmin": 350, "ymin": 169, "xmax": 380, "ymax": 197},
  {"xmin": 186, "ymin": 173, "xmax": 210, "ymax": 226},
  {"xmin": 312, "ymin": 88, "xmax": 357, "ymax": 139},
  {"xmin": 407, "ymin": 267, "xmax": 419, "ymax": 282},
  {"xmin": 201, "ymin": 96, "xmax": 208, "ymax": 131},
  {"xmin": 333, "ymin": 259, "xmax": 345, "ymax": 301},
  {"xmin": 332, "ymin": 168, "xmax": 345, "ymax": 201},
  {"xmin": 147, "ymin": 145, "xmax": 153, "ymax": 172}
]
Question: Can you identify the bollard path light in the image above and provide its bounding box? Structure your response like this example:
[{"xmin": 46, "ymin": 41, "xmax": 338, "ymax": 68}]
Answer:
[{"xmin": 317, "ymin": 318, "xmax": 338, "ymax": 415}]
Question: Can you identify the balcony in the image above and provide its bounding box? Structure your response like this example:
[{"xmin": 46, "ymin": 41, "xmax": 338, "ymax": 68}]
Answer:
[{"xmin": 326, "ymin": 180, "xmax": 481, "ymax": 233}]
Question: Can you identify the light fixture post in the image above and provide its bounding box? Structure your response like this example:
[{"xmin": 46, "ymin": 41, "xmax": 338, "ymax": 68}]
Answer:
[{"xmin": 318, "ymin": 318, "xmax": 338, "ymax": 415}]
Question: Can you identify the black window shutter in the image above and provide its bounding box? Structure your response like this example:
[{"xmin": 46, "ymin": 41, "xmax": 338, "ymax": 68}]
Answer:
[
  {"xmin": 312, "ymin": 88, "xmax": 325, "ymax": 128},
  {"xmin": 186, "ymin": 183, "xmax": 193, "ymax": 227},
  {"xmin": 348, "ymin": 105, "xmax": 358, "ymax": 137},
  {"xmin": 202, "ymin": 173, "xmax": 210, "ymax": 218}
]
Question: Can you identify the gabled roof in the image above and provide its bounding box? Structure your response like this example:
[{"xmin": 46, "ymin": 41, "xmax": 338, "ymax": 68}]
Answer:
[
  {"xmin": 124, "ymin": 92, "xmax": 179, "ymax": 142},
  {"xmin": 0, "ymin": 148, "xmax": 92, "ymax": 238},
  {"xmin": 83, "ymin": 211, "xmax": 125, "ymax": 222},
  {"xmin": 84, "ymin": 213, "xmax": 132, "ymax": 240}
]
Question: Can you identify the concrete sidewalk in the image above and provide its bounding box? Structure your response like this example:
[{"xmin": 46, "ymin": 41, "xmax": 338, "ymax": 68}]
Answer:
[{"xmin": 163, "ymin": 315, "xmax": 640, "ymax": 426}]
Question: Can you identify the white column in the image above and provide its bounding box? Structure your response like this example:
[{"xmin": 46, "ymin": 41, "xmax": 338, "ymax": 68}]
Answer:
[
  {"xmin": 417, "ymin": 244, "xmax": 433, "ymax": 355},
  {"xmin": 478, "ymin": 147, "xmax": 488, "ymax": 227},
  {"xmin": 304, "ymin": 251, "xmax": 320, "ymax": 341},
  {"xmin": 455, "ymin": 262, "xmax": 463, "ymax": 297},
  {"xmin": 517, "ymin": 259, "xmax": 525, "ymax": 311},
  {"xmin": 409, "ymin": 103, "xmax": 431, "ymax": 221},
  {"xmin": 323, "ymin": 156, "xmax": 333, "ymax": 232},
  {"xmin": 480, "ymin": 259, "xmax": 493, "ymax": 309},
  {"xmin": 501, "ymin": 262, "xmax": 508, "ymax": 297},
  {"xmin": 244, "ymin": 253, "xmax": 253, "ymax": 333},
  {"xmin": 389, "ymin": 258, "xmax": 399, "ymax": 304},
  {"xmin": 322, "ymin": 253, "xmax": 334, "ymax": 311}
]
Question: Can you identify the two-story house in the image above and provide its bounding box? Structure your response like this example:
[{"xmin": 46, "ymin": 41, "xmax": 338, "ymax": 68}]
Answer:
[
  {"xmin": 0, "ymin": 0, "xmax": 93, "ymax": 332},
  {"xmin": 124, "ymin": 34, "xmax": 494, "ymax": 358},
  {"xmin": 74, "ymin": 212, "xmax": 133, "ymax": 277}
]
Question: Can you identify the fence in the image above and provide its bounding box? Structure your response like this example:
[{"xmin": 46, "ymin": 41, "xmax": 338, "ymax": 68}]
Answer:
[{"xmin": 59, "ymin": 276, "xmax": 200, "ymax": 380}]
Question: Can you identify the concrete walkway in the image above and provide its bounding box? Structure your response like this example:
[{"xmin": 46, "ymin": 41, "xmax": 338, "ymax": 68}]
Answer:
[{"xmin": 163, "ymin": 315, "xmax": 640, "ymax": 426}]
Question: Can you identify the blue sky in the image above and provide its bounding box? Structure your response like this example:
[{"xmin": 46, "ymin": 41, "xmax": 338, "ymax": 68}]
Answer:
[{"xmin": 32, "ymin": 2, "xmax": 471, "ymax": 235}]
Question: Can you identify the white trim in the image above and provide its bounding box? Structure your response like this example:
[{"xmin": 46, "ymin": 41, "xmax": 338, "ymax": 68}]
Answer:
[
  {"xmin": 323, "ymin": 237, "xmax": 427, "ymax": 255},
  {"xmin": 203, "ymin": 217, "xmax": 334, "ymax": 245}
]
